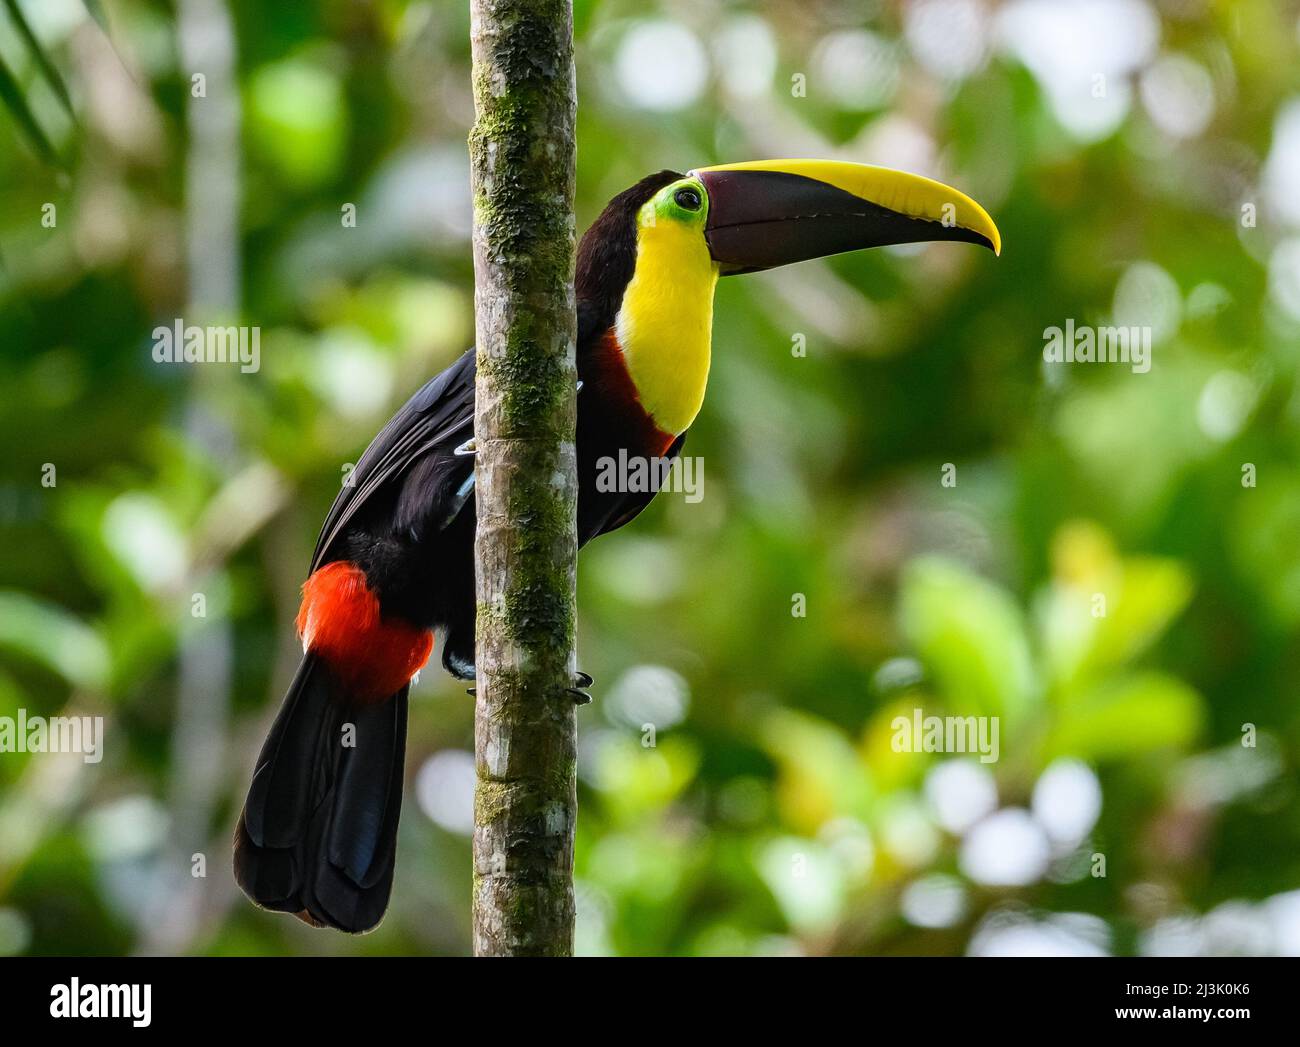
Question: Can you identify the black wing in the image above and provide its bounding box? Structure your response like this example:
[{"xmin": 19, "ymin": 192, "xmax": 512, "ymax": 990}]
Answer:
[
  {"xmin": 310, "ymin": 344, "xmax": 681, "ymax": 565},
  {"xmin": 309, "ymin": 348, "xmax": 475, "ymax": 572}
]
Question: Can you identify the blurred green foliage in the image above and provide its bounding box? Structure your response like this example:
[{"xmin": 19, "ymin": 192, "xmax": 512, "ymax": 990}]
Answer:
[{"xmin": 1, "ymin": 0, "xmax": 1300, "ymax": 956}]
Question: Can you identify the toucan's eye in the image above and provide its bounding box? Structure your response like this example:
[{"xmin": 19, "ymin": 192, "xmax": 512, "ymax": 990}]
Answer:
[{"xmin": 674, "ymin": 187, "xmax": 702, "ymax": 212}]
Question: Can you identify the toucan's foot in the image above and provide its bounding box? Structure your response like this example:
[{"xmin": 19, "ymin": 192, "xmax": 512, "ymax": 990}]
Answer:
[{"xmin": 567, "ymin": 670, "xmax": 594, "ymax": 704}]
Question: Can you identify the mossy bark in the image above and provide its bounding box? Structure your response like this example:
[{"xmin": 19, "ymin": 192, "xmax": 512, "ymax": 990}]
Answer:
[{"xmin": 468, "ymin": 0, "xmax": 578, "ymax": 957}]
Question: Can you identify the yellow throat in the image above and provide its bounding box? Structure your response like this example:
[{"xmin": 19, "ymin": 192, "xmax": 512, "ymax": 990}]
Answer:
[{"xmin": 614, "ymin": 199, "xmax": 720, "ymax": 436}]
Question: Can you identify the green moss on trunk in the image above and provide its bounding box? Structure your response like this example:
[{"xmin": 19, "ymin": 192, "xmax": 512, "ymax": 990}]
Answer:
[{"xmin": 468, "ymin": 0, "xmax": 579, "ymax": 958}]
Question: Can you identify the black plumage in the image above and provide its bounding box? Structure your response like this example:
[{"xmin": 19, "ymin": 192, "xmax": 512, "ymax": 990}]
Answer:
[{"xmin": 235, "ymin": 170, "xmax": 686, "ymax": 933}]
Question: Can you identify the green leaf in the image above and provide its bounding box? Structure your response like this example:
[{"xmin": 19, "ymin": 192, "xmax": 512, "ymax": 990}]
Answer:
[
  {"xmin": 1041, "ymin": 557, "xmax": 1194, "ymax": 689},
  {"xmin": 3, "ymin": 0, "xmax": 76, "ymax": 120},
  {"xmin": 80, "ymin": 0, "xmax": 110, "ymax": 34},
  {"xmin": 78, "ymin": 0, "xmax": 143, "ymax": 95},
  {"xmin": 899, "ymin": 557, "xmax": 1038, "ymax": 728},
  {"xmin": 592, "ymin": 736, "xmax": 699, "ymax": 823},
  {"xmin": 759, "ymin": 709, "xmax": 873, "ymax": 829},
  {"xmin": 1230, "ymin": 472, "xmax": 1300, "ymax": 628},
  {"xmin": 1047, "ymin": 672, "xmax": 1203, "ymax": 761},
  {"xmin": 756, "ymin": 836, "xmax": 846, "ymax": 934},
  {"xmin": 1094, "ymin": 558, "xmax": 1193, "ymax": 667},
  {"xmin": 0, "ymin": 51, "xmax": 61, "ymax": 168},
  {"xmin": 0, "ymin": 591, "xmax": 109, "ymax": 690},
  {"xmin": 247, "ymin": 57, "xmax": 347, "ymax": 188}
]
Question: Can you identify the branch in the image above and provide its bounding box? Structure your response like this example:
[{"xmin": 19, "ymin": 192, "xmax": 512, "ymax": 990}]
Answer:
[{"xmin": 468, "ymin": 0, "xmax": 579, "ymax": 957}]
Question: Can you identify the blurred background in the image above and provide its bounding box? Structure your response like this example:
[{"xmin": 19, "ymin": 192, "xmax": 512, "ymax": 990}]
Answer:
[{"xmin": 1, "ymin": 0, "xmax": 1299, "ymax": 957}]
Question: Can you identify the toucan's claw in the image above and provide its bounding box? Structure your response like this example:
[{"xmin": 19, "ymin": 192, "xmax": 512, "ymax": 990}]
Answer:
[
  {"xmin": 574, "ymin": 670, "xmax": 594, "ymax": 688},
  {"xmin": 566, "ymin": 688, "xmax": 593, "ymax": 706},
  {"xmin": 466, "ymin": 687, "xmax": 475, "ymax": 697}
]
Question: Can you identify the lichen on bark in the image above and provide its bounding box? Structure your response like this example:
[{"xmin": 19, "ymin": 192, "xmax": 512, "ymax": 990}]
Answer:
[{"xmin": 468, "ymin": 0, "xmax": 578, "ymax": 957}]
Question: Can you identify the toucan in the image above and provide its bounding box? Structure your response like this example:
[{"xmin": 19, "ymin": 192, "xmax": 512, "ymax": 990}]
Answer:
[{"xmin": 233, "ymin": 159, "xmax": 1000, "ymax": 932}]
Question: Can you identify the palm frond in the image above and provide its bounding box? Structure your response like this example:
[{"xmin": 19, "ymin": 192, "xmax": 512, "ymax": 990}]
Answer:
[
  {"xmin": 80, "ymin": 0, "xmax": 110, "ymax": 35},
  {"xmin": 81, "ymin": 0, "xmax": 148, "ymax": 97},
  {"xmin": 0, "ymin": 51, "xmax": 62, "ymax": 168},
  {"xmin": 2, "ymin": 0, "xmax": 76, "ymax": 121}
]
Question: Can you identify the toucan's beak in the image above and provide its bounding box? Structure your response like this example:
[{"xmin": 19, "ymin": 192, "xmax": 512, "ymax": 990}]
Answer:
[{"xmin": 692, "ymin": 159, "xmax": 1001, "ymax": 275}]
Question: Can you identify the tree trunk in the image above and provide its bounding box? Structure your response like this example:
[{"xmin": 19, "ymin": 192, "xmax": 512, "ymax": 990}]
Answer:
[{"xmin": 468, "ymin": 0, "xmax": 579, "ymax": 957}]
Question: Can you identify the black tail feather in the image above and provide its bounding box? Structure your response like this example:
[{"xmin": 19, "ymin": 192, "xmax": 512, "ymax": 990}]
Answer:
[{"xmin": 234, "ymin": 653, "xmax": 408, "ymax": 933}]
